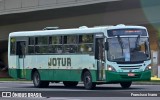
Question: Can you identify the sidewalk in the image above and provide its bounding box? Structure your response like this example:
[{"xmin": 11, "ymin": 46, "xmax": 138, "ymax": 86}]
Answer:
[
  {"xmin": 132, "ymin": 76, "xmax": 160, "ymax": 85},
  {"xmin": 151, "ymin": 76, "xmax": 160, "ymax": 81}
]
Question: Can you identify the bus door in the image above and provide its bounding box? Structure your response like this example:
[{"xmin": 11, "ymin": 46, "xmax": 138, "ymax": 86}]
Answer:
[
  {"xmin": 95, "ymin": 37, "xmax": 106, "ymax": 81},
  {"xmin": 16, "ymin": 41, "xmax": 26, "ymax": 78}
]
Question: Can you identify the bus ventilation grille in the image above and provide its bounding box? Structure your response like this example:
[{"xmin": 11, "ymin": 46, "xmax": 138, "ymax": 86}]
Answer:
[{"xmin": 119, "ymin": 65, "xmax": 142, "ymax": 70}]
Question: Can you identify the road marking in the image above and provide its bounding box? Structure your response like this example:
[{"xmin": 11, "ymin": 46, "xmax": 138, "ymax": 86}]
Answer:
[{"xmin": 0, "ymin": 87, "xmax": 9, "ymax": 88}]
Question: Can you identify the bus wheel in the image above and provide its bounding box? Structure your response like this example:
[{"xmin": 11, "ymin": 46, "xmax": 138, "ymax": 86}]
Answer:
[
  {"xmin": 33, "ymin": 71, "xmax": 49, "ymax": 88},
  {"xmin": 63, "ymin": 81, "xmax": 78, "ymax": 87},
  {"xmin": 83, "ymin": 71, "xmax": 96, "ymax": 90},
  {"xmin": 120, "ymin": 81, "xmax": 132, "ymax": 89}
]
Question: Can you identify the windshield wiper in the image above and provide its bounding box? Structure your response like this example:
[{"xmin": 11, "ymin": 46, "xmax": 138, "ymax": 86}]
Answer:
[
  {"xmin": 135, "ymin": 35, "xmax": 140, "ymax": 49},
  {"xmin": 117, "ymin": 35, "xmax": 124, "ymax": 55}
]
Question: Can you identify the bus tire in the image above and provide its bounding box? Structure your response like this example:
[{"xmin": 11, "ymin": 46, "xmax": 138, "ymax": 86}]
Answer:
[
  {"xmin": 120, "ymin": 81, "xmax": 132, "ymax": 89},
  {"xmin": 83, "ymin": 71, "xmax": 96, "ymax": 90},
  {"xmin": 63, "ymin": 81, "xmax": 78, "ymax": 87},
  {"xmin": 33, "ymin": 71, "xmax": 49, "ymax": 88}
]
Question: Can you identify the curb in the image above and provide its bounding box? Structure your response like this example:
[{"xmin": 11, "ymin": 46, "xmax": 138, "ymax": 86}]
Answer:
[
  {"xmin": 132, "ymin": 82, "xmax": 160, "ymax": 85},
  {"xmin": 0, "ymin": 81, "xmax": 32, "ymax": 83},
  {"xmin": 132, "ymin": 83, "xmax": 160, "ymax": 85},
  {"xmin": 151, "ymin": 77, "xmax": 160, "ymax": 81}
]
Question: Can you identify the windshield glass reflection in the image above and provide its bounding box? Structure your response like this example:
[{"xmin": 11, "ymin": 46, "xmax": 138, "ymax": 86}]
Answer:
[{"xmin": 107, "ymin": 37, "xmax": 150, "ymax": 62}]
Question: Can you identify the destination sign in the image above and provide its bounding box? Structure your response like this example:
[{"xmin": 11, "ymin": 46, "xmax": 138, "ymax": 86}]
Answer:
[{"xmin": 107, "ymin": 29, "xmax": 147, "ymax": 37}]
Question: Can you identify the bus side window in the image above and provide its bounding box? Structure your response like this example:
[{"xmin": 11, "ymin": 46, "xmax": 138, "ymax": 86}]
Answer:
[
  {"xmin": 35, "ymin": 37, "xmax": 48, "ymax": 45},
  {"xmin": 28, "ymin": 46, "xmax": 34, "ymax": 54},
  {"xmin": 49, "ymin": 36, "xmax": 63, "ymax": 53},
  {"xmin": 10, "ymin": 38, "xmax": 16, "ymax": 55},
  {"xmin": 35, "ymin": 37, "xmax": 48, "ymax": 53},
  {"xmin": 78, "ymin": 34, "xmax": 93, "ymax": 54},
  {"xmin": 28, "ymin": 37, "xmax": 35, "ymax": 54},
  {"xmin": 64, "ymin": 35, "xmax": 77, "ymax": 53}
]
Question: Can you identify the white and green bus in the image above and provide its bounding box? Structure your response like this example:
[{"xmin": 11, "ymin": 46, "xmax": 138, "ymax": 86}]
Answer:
[{"xmin": 8, "ymin": 24, "xmax": 151, "ymax": 89}]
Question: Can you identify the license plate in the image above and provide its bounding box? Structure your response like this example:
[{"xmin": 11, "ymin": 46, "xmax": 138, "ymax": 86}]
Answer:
[{"xmin": 128, "ymin": 73, "xmax": 135, "ymax": 76}]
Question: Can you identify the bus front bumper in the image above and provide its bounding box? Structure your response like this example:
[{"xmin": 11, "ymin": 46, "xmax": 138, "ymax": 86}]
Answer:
[{"xmin": 105, "ymin": 70, "xmax": 151, "ymax": 82}]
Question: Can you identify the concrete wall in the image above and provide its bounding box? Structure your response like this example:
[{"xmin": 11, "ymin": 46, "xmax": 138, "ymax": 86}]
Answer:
[
  {"xmin": 0, "ymin": 0, "xmax": 117, "ymax": 15},
  {"xmin": 0, "ymin": 8, "xmax": 149, "ymax": 40}
]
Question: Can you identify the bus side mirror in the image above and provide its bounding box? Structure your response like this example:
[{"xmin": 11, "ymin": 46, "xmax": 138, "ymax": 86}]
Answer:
[{"xmin": 105, "ymin": 42, "xmax": 109, "ymax": 51}]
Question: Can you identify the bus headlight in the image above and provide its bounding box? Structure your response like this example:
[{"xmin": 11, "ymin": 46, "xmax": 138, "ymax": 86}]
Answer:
[
  {"xmin": 107, "ymin": 65, "xmax": 116, "ymax": 72},
  {"xmin": 145, "ymin": 65, "xmax": 152, "ymax": 71}
]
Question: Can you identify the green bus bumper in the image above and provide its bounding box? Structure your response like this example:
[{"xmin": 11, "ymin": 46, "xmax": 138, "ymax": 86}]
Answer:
[{"xmin": 105, "ymin": 70, "xmax": 151, "ymax": 83}]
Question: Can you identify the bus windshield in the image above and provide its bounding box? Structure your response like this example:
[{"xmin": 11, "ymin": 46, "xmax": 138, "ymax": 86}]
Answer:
[{"xmin": 107, "ymin": 37, "xmax": 150, "ymax": 63}]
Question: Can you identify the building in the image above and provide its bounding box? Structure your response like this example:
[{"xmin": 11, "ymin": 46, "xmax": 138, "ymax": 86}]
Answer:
[{"xmin": 0, "ymin": 0, "xmax": 160, "ymax": 77}]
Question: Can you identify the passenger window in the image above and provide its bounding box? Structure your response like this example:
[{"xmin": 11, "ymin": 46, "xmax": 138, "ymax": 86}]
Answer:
[
  {"xmin": 29, "ymin": 37, "xmax": 35, "ymax": 45},
  {"xmin": 78, "ymin": 34, "xmax": 94, "ymax": 54},
  {"xmin": 64, "ymin": 35, "xmax": 77, "ymax": 44},
  {"xmin": 49, "ymin": 36, "xmax": 63, "ymax": 53},
  {"xmin": 64, "ymin": 45, "xmax": 77, "ymax": 53},
  {"xmin": 28, "ymin": 37, "xmax": 35, "ymax": 54},
  {"xmin": 28, "ymin": 46, "xmax": 34, "ymax": 54},
  {"xmin": 10, "ymin": 38, "xmax": 16, "ymax": 55},
  {"xmin": 79, "ymin": 34, "xmax": 93, "ymax": 43},
  {"xmin": 49, "ymin": 36, "xmax": 62, "ymax": 44},
  {"xmin": 34, "ymin": 36, "xmax": 48, "ymax": 53},
  {"xmin": 35, "ymin": 37, "xmax": 48, "ymax": 45},
  {"xmin": 48, "ymin": 45, "xmax": 63, "ymax": 53},
  {"xmin": 64, "ymin": 35, "xmax": 77, "ymax": 53},
  {"xmin": 35, "ymin": 46, "xmax": 48, "ymax": 53}
]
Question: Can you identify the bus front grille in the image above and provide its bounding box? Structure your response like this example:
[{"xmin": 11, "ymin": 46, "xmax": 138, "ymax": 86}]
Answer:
[{"xmin": 119, "ymin": 65, "xmax": 142, "ymax": 70}]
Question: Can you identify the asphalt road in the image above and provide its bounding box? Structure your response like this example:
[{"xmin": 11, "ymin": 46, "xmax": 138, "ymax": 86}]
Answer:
[{"xmin": 0, "ymin": 81, "xmax": 159, "ymax": 100}]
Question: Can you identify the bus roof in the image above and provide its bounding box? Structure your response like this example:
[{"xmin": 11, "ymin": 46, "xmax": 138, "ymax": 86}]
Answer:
[{"xmin": 9, "ymin": 25, "xmax": 147, "ymax": 37}]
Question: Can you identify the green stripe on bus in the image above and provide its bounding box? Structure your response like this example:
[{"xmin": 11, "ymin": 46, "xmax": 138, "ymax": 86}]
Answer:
[
  {"xmin": 9, "ymin": 69, "xmax": 151, "ymax": 82},
  {"xmin": 9, "ymin": 69, "xmax": 97, "ymax": 82}
]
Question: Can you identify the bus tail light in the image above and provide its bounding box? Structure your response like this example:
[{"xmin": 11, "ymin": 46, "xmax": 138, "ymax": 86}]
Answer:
[
  {"xmin": 107, "ymin": 65, "xmax": 116, "ymax": 72},
  {"xmin": 145, "ymin": 65, "xmax": 152, "ymax": 71}
]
